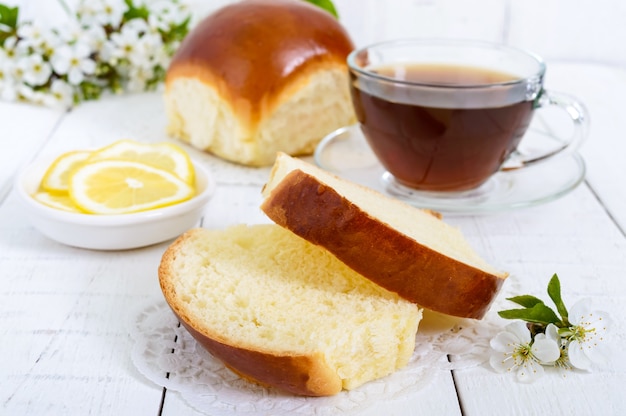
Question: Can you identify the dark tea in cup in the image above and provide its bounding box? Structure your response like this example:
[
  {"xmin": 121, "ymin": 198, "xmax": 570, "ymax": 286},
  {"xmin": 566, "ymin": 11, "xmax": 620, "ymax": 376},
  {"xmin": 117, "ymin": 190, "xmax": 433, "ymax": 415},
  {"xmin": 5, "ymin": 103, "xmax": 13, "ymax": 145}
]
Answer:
[{"xmin": 347, "ymin": 40, "xmax": 587, "ymax": 193}]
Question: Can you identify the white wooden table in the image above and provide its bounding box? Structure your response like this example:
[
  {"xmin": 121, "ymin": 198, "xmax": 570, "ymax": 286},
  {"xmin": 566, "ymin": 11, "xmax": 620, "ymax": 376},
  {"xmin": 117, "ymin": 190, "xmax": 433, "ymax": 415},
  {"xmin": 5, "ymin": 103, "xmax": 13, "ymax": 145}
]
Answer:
[{"xmin": 1, "ymin": 63, "xmax": 625, "ymax": 415}]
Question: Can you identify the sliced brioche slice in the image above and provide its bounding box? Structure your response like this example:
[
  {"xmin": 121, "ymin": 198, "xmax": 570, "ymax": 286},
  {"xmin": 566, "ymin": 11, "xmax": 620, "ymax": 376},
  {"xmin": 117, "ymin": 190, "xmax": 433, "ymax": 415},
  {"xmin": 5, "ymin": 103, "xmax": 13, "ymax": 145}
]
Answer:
[
  {"xmin": 159, "ymin": 224, "xmax": 421, "ymax": 396},
  {"xmin": 261, "ymin": 153, "xmax": 508, "ymax": 319}
]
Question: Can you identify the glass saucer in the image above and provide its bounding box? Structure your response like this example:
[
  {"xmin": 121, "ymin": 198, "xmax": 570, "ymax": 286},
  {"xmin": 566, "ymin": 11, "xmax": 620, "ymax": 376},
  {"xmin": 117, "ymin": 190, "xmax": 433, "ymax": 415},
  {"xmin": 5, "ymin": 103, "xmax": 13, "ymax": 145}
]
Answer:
[{"xmin": 314, "ymin": 125, "xmax": 586, "ymax": 214}]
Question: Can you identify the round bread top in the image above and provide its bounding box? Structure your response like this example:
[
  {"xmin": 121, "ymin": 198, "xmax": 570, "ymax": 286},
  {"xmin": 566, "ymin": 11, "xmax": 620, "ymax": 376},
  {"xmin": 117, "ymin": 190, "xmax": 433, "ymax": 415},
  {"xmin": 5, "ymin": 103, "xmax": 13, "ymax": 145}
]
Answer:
[{"xmin": 166, "ymin": 0, "xmax": 354, "ymax": 117}]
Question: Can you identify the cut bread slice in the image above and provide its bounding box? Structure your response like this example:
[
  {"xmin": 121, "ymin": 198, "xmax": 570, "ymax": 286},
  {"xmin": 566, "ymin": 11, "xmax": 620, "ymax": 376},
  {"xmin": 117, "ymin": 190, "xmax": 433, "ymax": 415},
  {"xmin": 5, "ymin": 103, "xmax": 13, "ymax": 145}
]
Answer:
[
  {"xmin": 159, "ymin": 224, "xmax": 421, "ymax": 396},
  {"xmin": 261, "ymin": 153, "xmax": 508, "ymax": 319}
]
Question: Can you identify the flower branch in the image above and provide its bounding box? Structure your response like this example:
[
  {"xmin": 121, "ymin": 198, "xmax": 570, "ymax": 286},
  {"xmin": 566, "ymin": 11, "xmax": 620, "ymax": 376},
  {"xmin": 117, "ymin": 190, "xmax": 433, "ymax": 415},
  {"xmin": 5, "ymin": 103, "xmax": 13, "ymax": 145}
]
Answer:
[
  {"xmin": 0, "ymin": 0, "xmax": 191, "ymax": 109},
  {"xmin": 490, "ymin": 274, "xmax": 611, "ymax": 382}
]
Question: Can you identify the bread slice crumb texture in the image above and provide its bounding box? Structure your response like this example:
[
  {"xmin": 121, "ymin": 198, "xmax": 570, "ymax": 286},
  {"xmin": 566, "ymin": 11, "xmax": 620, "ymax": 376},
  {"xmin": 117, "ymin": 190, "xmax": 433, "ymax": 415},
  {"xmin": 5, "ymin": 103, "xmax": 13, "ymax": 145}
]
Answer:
[{"xmin": 159, "ymin": 224, "xmax": 421, "ymax": 394}]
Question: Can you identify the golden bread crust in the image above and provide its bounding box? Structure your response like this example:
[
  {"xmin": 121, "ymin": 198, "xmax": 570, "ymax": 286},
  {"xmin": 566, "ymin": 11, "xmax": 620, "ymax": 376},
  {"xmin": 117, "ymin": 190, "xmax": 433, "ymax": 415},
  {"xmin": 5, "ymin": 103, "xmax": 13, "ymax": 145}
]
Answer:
[
  {"xmin": 260, "ymin": 170, "xmax": 505, "ymax": 319},
  {"xmin": 176, "ymin": 317, "xmax": 342, "ymax": 396},
  {"xmin": 166, "ymin": 0, "xmax": 354, "ymax": 127}
]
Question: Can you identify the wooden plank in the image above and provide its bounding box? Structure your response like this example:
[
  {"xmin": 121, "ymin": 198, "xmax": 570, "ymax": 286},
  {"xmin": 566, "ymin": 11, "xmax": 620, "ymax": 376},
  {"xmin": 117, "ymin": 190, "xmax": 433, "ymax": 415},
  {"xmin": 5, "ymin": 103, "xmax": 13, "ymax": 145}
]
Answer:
[
  {"xmin": 0, "ymin": 190, "xmax": 167, "ymax": 414},
  {"xmin": 448, "ymin": 184, "xmax": 626, "ymax": 414},
  {"xmin": 541, "ymin": 64, "xmax": 626, "ymax": 233},
  {"xmin": 0, "ymin": 102, "xmax": 64, "ymax": 201},
  {"xmin": 0, "ymin": 95, "xmax": 190, "ymax": 414}
]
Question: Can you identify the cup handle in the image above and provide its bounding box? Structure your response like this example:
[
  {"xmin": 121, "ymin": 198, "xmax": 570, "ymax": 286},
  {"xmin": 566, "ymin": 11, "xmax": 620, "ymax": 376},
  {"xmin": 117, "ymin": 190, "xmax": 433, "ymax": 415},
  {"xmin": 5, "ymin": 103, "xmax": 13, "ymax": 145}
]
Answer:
[{"xmin": 501, "ymin": 90, "xmax": 589, "ymax": 171}]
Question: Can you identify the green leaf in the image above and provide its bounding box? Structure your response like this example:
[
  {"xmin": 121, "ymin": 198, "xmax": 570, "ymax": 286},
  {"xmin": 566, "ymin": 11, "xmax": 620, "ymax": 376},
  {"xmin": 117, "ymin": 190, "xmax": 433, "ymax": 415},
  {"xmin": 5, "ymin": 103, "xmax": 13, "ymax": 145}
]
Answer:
[
  {"xmin": 506, "ymin": 295, "xmax": 545, "ymax": 308},
  {"xmin": 79, "ymin": 81, "xmax": 103, "ymax": 101},
  {"xmin": 163, "ymin": 16, "xmax": 190, "ymax": 43},
  {"xmin": 123, "ymin": 0, "xmax": 149, "ymax": 22},
  {"xmin": 0, "ymin": 4, "xmax": 19, "ymax": 46},
  {"xmin": 0, "ymin": 4, "xmax": 19, "ymax": 28},
  {"xmin": 547, "ymin": 273, "xmax": 569, "ymax": 322},
  {"xmin": 498, "ymin": 303, "xmax": 560, "ymax": 325},
  {"xmin": 304, "ymin": 0, "xmax": 339, "ymax": 18}
]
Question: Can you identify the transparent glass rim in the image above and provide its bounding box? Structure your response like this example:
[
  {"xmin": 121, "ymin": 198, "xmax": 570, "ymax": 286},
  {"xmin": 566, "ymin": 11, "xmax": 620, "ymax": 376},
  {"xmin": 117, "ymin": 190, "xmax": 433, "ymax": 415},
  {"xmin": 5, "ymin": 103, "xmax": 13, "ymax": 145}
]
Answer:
[{"xmin": 347, "ymin": 38, "xmax": 547, "ymax": 90}]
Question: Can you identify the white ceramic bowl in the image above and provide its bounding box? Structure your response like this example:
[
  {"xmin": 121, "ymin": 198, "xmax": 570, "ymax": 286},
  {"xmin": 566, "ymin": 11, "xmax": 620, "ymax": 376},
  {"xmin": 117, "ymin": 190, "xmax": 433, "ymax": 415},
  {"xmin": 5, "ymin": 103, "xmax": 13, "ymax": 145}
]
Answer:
[{"xmin": 15, "ymin": 156, "xmax": 216, "ymax": 250}]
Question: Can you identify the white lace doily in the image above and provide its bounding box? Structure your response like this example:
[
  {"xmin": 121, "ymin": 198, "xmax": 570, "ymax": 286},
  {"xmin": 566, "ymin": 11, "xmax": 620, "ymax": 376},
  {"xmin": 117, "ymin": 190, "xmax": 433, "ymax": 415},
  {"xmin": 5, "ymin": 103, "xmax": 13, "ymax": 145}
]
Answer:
[{"xmin": 129, "ymin": 277, "xmax": 521, "ymax": 415}]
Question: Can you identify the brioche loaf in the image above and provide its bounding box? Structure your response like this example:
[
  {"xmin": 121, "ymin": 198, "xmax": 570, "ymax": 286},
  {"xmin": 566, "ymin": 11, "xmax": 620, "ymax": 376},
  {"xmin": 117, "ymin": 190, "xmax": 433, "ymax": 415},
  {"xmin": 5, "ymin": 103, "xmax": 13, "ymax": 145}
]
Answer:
[
  {"xmin": 164, "ymin": 0, "xmax": 356, "ymax": 166},
  {"xmin": 159, "ymin": 224, "xmax": 421, "ymax": 396},
  {"xmin": 261, "ymin": 153, "xmax": 508, "ymax": 319}
]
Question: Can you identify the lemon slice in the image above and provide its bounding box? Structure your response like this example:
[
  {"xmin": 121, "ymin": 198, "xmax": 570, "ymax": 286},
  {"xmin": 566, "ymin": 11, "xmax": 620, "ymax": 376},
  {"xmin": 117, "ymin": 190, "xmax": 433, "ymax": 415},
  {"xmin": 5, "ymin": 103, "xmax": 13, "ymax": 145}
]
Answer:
[
  {"xmin": 41, "ymin": 150, "xmax": 92, "ymax": 193},
  {"xmin": 88, "ymin": 140, "xmax": 195, "ymax": 184},
  {"xmin": 69, "ymin": 160, "xmax": 195, "ymax": 214},
  {"xmin": 33, "ymin": 191, "xmax": 83, "ymax": 213}
]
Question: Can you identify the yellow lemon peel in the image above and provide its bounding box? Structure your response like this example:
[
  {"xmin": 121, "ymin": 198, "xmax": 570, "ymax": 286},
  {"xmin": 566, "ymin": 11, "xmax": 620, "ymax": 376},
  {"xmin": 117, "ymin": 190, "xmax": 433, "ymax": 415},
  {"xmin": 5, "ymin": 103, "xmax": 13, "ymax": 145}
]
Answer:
[{"xmin": 33, "ymin": 140, "xmax": 197, "ymax": 214}]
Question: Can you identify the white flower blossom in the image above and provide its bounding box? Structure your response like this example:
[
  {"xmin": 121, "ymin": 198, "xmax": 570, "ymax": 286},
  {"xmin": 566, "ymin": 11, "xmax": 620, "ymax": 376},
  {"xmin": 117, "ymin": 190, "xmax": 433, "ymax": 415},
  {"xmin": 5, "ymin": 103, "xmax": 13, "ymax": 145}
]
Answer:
[
  {"xmin": 490, "ymin": 321, "xmax": 561, "ymax": 383},
  {"xmin": 56, "ymin": 21, "xmax": 85, "ymax": 45},
  {"xmin": 0, "ymin": 63, "xmax": 20, "ymax": 102},
  {"xmin": 24, "ymin": 89, "xmax": 48, "ymax": 106},
  {"xmin": 563, "ymin": 298, "xmax": 611, "ymax": 371},
  {"xmin": 151, "ymin": 44, "xmax": 170, "ymax": 69},
  {"xmin": 108, "ymin": 23, "xmax": 142, "ymax": 62},
  {"xmin": 1, "ymin": 36, "xmax": 26, "ymax": 60},
  {"xmin": 491, "ymin": 274, "xmax": 613, "ymax": 383},
  {"xmin": 82, "ymin": 24, "xmax": 109, "ymax": 58},
  {"xmin": 75, "ymin": 0, "xmax": 99, "ymax": 24},
  {"xmin": 16, "ymin": 23, "xmax": 47, "ymax": 50},
  {"xmin": 148, "ymin": 0, "xmax": 189, "ymax": 31},
  {"xmin": 1, "ymin": 0, "xmax": 191, "ymax": 108},
  {"xmin": 77, "ymin": 0, "xmax": 129, "ymax": 28},
  {"xmin": 127, "ymin": 65, "xmax": 155, "ymax": 92},
  {"xmin": 16, "ymin": 83, "xmax": 35, "ymax": 101},
  {"xmin": 135, "ymin": 32, "xmax": 165, "ymax": 67},
  {"xmin": 123, "ymin": 18, "xmax": 151, "ymax": 35},
  {"xmin": 41, "ymin": 79, "xmax": 75, "ymax": 109},
  {"xmin": 1, "ymin": 57, "xmax": 32, "ymax": 101},
  {"xmin": 51, "ymin": 43, "xmax": 96, "ymax": 85},
  {"xmin": 33, "ymin": 27, "xmax": 64, "ymax": 58},
  {"xmin": 537, "ymin": 323, "xmax": 572, "ymax": 376},
  {"xmin": 18, "ymin": 54, "xmax": 52, "ymax": 86}
]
